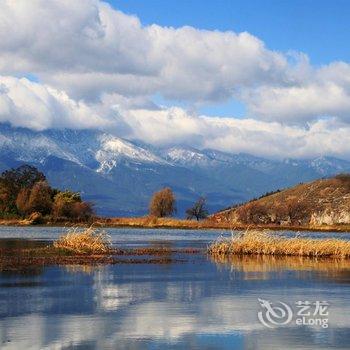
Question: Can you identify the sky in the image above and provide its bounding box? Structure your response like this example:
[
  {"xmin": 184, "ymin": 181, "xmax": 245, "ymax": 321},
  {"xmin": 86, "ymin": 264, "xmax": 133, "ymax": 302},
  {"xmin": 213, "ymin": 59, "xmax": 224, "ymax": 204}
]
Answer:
[
  {"xmin": 0, "ymin": 0, "xmax": 350, "ymax": 160},
  {"xmin": 110, "ymin": 0, "xmax": 350, "ymax": 117},
  {"xmin": 109, "ymin": 0, "xmax": 350, "ymax": 64}
]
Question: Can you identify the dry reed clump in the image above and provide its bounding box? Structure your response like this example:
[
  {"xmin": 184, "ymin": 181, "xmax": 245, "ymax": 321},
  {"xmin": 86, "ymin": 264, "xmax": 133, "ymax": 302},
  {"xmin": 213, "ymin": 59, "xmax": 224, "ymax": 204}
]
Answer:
[
  {"xmin": 208, "ymin": 230, "xmax": 350, "ymax": 258},
  {"xmin": 53, "ymin": 227, "xmax": 111, "ymax": 254}
]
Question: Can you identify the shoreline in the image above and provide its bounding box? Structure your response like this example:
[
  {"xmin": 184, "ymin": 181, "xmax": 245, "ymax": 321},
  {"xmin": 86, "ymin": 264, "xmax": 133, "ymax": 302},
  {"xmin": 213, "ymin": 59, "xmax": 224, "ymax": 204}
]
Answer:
[
  {"xmin": 1, "ymin": 227, "xmax": 350, "ymax": 272},
  {"xmin": 0, "ymin": 217, "xmax": 349, "ymax": 232}
]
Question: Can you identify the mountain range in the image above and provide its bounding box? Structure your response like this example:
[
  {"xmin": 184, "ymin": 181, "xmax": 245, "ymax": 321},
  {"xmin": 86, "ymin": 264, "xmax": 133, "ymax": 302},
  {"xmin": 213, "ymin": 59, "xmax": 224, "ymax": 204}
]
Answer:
[{"xmin": 0, "ymin": 123, "xmax": 349, "ymax": 217}]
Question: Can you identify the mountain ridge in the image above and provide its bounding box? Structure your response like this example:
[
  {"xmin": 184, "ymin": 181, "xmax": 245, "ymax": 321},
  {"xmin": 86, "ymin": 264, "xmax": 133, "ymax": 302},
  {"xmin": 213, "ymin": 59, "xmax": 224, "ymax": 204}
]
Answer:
[{"xmin": 1, "ymin": 123, "xmax": 350, "ymax": 216}]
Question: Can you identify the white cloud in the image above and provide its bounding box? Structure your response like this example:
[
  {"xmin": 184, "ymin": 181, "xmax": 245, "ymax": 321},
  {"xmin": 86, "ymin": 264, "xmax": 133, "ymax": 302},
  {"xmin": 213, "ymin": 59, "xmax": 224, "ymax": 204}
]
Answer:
[
  {"xmin": 242, "ymin": 61, "xmax": 350, "ymax": 124},
  {"xmin": 0, "ymin": 0, "xmax": 348, "ymax": 159},
  {"xmin": 0, "ymin": 76, "xmax": 109, "ymax": 130},
  {"xmin": 0, "ymin": 75, "xmax": 348, "ymax": 160},
  {"xmin": 116, "ymin": 106, "xmax": 350, "ymax": 160},
  {"xmin": 0, "ymin": 0, "xmax": 288, "ymax": 103}
]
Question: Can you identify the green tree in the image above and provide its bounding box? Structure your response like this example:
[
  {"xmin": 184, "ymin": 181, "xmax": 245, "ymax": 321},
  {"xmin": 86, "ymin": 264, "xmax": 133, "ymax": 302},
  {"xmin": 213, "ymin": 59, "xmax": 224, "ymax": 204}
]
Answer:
[
  {"xmin": 186, "ymin": 197, "xmax": 209, "ymax": 221},
  {"xmin": 149, "ymin": 188, "xmax": 176, "ymax": 217}
]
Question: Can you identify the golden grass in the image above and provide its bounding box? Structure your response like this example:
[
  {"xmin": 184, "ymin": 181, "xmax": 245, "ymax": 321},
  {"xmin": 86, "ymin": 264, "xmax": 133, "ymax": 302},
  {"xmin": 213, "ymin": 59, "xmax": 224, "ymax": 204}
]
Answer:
[
  {"xmin": 208, "ymin": 230, "xmax": 350, "ymax": 258},
  {"xmin": 101, "ymin": 216, "xmax": 207, "ymax": 228},
  {"xmin": 53, "ymin": 227, "xmax": 111, "ymax": 254},
  {"xmin": 91, "ymin": 216, "xmax": 350, "ymax": 232}
]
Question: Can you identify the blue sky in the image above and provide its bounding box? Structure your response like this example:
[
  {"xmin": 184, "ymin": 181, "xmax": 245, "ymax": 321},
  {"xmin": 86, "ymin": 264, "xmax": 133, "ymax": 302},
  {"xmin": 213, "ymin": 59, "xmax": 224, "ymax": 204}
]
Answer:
[
  {"xmin": 109, "ymin": 0, "xmax": 350, "ymax": 64},
  {"xmin": 107, "ymin": 0, "xmax": 350, "ymax": 117}
]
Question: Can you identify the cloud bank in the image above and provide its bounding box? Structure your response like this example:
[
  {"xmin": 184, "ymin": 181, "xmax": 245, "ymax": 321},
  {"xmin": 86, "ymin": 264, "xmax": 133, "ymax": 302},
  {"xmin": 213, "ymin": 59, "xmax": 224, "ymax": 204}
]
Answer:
[{"xmin": 0, "ymin": 0, "xmax": 349, "ymax": 159}]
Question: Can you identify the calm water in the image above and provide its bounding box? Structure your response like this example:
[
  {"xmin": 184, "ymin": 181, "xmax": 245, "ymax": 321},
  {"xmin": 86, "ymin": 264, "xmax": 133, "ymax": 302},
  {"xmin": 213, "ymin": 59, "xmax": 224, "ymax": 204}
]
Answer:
[{"xmin": 0, "ymin": 226, "xmax": 350, "ymax": 349}]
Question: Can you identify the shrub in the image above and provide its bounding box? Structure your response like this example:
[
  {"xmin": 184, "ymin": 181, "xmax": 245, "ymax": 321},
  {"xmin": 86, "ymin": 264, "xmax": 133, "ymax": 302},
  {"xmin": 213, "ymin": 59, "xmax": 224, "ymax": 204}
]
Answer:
[
  {"xmin": 27, "ymin": 181, "xmax": 53, "ymax": 215},
  {"xmin": 149, "ymin": 187, "xmax": 176, "ymax": 217},
  {"xmin": 0, "ymin": 184, "xmax": 12, "ymax": 213},
  {"xmin": 236, "ymin": 202, "xmax": 269, "ymax": 224},
  {"xmin": 334, "ymin": 173, "xmax": 350, "ymax": 182},
  {"xmin": 71, "ymin": 201, "xmax": 94, "ymax": 221},
  {"xmin": 16, "ymin": 188, "xmax": 31, "ymax": 215},
  {"xmin": 52, "ymin": 191, "xmax": 93, "ymax": 220},
  {"xmin": 52, "ymin": 192, "xmax": 75, "ymax": 218},
  {"xmin": 334, "ymin": 173, "xmax": 350, "ymax": 190},
  {"xmin": 286, "ymin": 198, "xmax": 308, "ymax": 225},
  {"xmin": 53, "ymin": 227, "xmax": 111, "ymax": 254}
]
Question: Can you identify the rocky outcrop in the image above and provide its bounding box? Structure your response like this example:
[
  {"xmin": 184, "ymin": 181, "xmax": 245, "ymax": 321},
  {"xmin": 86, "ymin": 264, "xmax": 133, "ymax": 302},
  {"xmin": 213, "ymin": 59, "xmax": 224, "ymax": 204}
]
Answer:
[{"xmin": 310, "ymin": 209, "xmax": 350, "ymax": 226}]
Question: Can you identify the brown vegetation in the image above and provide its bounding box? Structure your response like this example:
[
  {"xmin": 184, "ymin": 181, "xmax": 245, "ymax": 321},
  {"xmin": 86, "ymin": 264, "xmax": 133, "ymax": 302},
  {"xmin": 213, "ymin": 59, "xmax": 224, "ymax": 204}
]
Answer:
[
  {"xmin": 91, "ymin": 216, "xmax": 350, "ymax": 232},
  {"xmin": 212, "ymin": 175, "xmax": 350, "ymax": 227},
  {"xmin": 208, "ymin": 230, "xmax": 350, "ymax": 258},
  {"xmin": 149, "ymin": 187, "xmax": 176, "ymax": 217},
  {"xmin": 53, "ymin": 227, "xmax": 111, "ymax": 254},
  {"xmin": 27, "ymin": 181, "xmax": 53, "ymax": 215},
  {"xmin": 52, "ymin": 191, "xmax": 93, "ymax": 221},
  {"xmin": 0, "ymin": 165, "xmax": 93, "ymax": 222},
  {"xmin": 0, "ymin": 233, "xmax": 201, "ymax": 271}
]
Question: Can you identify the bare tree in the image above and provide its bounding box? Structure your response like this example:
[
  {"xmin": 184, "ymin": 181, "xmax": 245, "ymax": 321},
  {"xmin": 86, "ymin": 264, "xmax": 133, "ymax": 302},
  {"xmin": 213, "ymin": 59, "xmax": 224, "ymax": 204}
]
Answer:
[
  {"xmin": 149, "ymin": 187, "xmax": 176, "ymax": 217},
  {"xmin": 186, "ymin": 197, "xmax": 209, "ymax": 221}
]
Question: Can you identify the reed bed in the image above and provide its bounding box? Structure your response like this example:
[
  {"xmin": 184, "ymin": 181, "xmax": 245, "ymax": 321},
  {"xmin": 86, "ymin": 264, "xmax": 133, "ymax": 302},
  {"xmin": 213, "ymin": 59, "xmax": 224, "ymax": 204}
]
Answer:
[
  {"xmin": 53, "ymin": 227, "xmax": 111, "ymax": 254},
  {"xmin": 208, "ymin": 230, "xmax": 350, "ymax": 258}
]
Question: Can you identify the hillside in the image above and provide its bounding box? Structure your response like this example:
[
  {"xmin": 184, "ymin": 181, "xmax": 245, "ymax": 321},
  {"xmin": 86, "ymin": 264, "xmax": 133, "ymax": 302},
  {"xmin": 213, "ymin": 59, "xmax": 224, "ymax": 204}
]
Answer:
[{"xmin": 211, "ymin": 175, "xmax": 350, "ymax": 226}]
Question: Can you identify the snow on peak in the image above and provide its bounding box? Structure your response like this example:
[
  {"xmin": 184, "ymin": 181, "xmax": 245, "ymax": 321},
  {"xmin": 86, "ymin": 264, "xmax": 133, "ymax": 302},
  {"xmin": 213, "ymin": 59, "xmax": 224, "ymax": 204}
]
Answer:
[
  {"xmin": 162, "ymin": 147, "xmax": 212, "ymax": 167},
  {"xmin": 95, "ymin": 135, "xmax": 167, "ymax": 173},
  {"xmin": 166, "ymin": 147, "xmax": 206, "ymax": 161}
]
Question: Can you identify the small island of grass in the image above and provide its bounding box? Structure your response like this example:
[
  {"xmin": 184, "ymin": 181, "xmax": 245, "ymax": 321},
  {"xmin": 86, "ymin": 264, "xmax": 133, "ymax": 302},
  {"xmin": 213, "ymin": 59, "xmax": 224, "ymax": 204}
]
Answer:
[{"xmin": 208, "ymin": 230, "xmax": 350, "ymax": 258}]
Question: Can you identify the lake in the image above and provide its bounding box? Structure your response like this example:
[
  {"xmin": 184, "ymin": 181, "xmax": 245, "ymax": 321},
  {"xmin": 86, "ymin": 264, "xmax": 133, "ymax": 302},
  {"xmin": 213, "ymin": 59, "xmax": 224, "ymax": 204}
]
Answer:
[{"xmin": 0, "ymin": 226, "xmax": 350, "ymax": 349}]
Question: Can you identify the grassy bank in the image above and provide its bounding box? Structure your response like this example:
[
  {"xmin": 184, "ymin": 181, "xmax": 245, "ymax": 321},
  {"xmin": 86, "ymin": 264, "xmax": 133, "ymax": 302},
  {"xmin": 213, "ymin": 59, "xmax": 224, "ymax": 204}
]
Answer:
[
  {"xmin": 95, "ymin": 217, "xmax": 350, "ymax": 232},
  {"xmin": 208, "ymin": 230, "xmax": 350, "ymax": 258},
  {"xmin": 0, "ymin": 216, "xmax": 350, "ymax": 232}
]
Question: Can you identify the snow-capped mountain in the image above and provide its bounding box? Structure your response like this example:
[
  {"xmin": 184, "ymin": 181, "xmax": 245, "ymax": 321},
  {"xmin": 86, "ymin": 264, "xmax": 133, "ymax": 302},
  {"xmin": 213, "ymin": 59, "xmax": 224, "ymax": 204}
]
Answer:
[
  {"xmin": 0, "ymin": 123, "xmax": 349, "ymax": 216},
  {"xmin": 0, "ymin": 124, "xmax": 167, "ymax": 172}
]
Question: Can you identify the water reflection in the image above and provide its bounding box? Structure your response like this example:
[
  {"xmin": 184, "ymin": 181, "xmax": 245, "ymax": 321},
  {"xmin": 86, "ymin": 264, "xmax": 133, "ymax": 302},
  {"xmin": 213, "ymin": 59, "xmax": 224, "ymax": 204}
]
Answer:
[
  {"xmin": 0, "ymin": 228, "xmax": 350, "ymax": 349},
  {"xmin": 210, "ymin": 254, "xmax": 350, "ymax": 282}
]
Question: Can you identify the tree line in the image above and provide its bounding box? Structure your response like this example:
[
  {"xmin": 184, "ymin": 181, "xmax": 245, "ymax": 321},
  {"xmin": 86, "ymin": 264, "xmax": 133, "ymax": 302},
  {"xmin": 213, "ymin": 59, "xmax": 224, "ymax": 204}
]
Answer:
[
  {"xmin": 0, "ymin": 165, "xmax": 93, "ymax": 222},
  {"xmin": 0, "ymin": 165, "xmax": 209, "ymax": 222}
]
